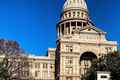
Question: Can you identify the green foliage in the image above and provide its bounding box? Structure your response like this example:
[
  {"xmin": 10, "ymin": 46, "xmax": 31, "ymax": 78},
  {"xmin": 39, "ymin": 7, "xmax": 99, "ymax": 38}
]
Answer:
[{"xmin": 84, "ymin": 51, "xmax": 120, "ymax": 80}]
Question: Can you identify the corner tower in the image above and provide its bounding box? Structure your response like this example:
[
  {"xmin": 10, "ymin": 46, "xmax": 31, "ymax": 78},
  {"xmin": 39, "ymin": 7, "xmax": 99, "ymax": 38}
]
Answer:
[{"xmin": 55, "ymin": 0, "xmax": 117, "ymax": 80}]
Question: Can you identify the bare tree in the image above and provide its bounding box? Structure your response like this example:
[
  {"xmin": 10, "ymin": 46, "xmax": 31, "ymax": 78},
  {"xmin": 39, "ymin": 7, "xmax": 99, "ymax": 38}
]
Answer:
[{"xmin": 0, "ymin": 39, "xmax": 30, "ymax": 80}]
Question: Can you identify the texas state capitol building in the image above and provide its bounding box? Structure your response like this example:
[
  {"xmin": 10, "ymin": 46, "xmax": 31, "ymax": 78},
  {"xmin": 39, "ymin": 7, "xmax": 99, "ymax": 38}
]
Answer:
[{"xmin": 23, "ymin": 0, "xmax": 117, "ymax": 80}]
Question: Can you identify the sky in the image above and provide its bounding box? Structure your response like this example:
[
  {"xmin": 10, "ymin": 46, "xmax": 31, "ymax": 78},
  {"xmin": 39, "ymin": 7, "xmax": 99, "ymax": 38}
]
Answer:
[{"xmin": 0, "ymin": 0, "xmax": 119, "ymax": 56}]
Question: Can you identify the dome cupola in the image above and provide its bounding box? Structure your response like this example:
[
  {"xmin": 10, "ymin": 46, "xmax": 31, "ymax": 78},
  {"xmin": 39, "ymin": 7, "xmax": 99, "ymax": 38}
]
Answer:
[
  {"xmin": 57, "ymin": 0, "xmax": 90, "ymax": 39},
  {"xmin": 63, "ymin": 0, "xmax": 88, "ymax": 12},
  {"xmin": 61, "ymin": 0, "xmax": 89, "ymax": 21}
]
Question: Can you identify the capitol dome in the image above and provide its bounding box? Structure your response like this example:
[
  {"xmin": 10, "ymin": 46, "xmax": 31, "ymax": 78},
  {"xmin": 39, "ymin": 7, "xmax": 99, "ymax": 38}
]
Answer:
[{"xmin": 63, "ymin": 0, "xmax": 88, "ymax": 11}]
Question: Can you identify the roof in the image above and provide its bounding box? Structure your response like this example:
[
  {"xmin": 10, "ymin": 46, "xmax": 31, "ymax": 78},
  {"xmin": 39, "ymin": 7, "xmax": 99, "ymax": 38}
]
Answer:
[
  {"xmin": 80, "ymin": 21, "xmax": 106, "ymax": 34},
  {"xmin": 63, "ymin": 0, "xmax": 88, "ymax": 11},
  {"xmin": 28, "ymin": 54, "xmax": 49, "ymax": 59}
]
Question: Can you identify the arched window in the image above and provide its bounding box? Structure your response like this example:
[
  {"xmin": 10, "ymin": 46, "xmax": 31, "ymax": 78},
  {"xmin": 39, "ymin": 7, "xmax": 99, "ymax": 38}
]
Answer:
[
  {"xmin": 81, "ymin": 12, "xmax": 84, "ymax": 18},
  {"xmin": 65, "ymin": 13, "xmax": 67, "ymax": 18},
  {"xmin": 69, "ymin": 12, "xmax": 71, "ymax": 18},
  {"xmin": 73, "ymin": 12, "xmax": 75, "ymax": 17},
  {"xmin": 77, "ymin": 12, "xmax": 80, "ymax": 17}
]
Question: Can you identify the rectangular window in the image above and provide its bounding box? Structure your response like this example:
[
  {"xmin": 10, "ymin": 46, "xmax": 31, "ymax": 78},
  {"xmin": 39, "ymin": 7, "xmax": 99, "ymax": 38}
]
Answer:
[
  {"xmin": 66, "ymin": 22, "xmax": 70, "ymax": 34},
  {"xmin": 35, "ymin": 71, "xmax": 40, "ymax": 77},
  {"xmin": 29, "ymin": 62, "xmax": 33, "ymax": 68},
  {"xmin": 66, "ymin": 56, "xmax": 73, "ymax": 64},
  {"xmin": 66, "ymin": 45, "xmax": 73, "ymax": 52},
  {"xmin": 71, "ymin": 22, "xmax": 76, "ymax": 26},
  {"xmin": 101, "ymin": 75, "xmax": 107, "ymax": 78},
  {"xmin": 23, "ymin": 71, "xmax": 29, "ymax": 77},
  {"xmin": 77, "ymin": 22, "xmax": 82, "ymax": 26},
  {"xmin": 35, "ymin": 63, "xmax": 40, "ymax": 68},
  {"xmin": 83, "ymin": 22, "xmax": 87, "ymax": 26},
  {"xmin": 43, "ymin": 63, "xmax": 48, "ymax": 69},
  {"xmin": 35, "ymin": 71, "xmax": 38, "ymax": 77},
  {"xmin": 38, "ymin": 63, "xmax": 40, "ymax": 68},
  {"xmin": 42, "ymin": 71, "xmax": 48, "ymax": 79},
  {"xmin": 66, "ymin": 22, "xmax": 70, "ymax": 27},
  {"xmin": 66, "ymin": 67, "xmax": 73, "ymax": 74},
  {"xmin": 35, "ymin": 63, "xmax": 37, "ymax": 68},
  {"xmin": 61, "ymin": 24, "xmax": 64, "ymax": 35},
  {"xmin": 66, "ymin": 77, "xmax": 72, "ymax": 80}
]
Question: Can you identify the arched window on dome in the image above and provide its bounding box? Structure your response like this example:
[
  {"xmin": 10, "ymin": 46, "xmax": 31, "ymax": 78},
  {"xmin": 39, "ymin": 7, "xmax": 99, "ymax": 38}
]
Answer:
[
  {"xmin": 69, "ymin": 12, "xmax": 71, "ymax": 18},
  {"xmin": 73, "ymin": 12, "xmax": 76, "ymax": 18},
  {"xmin": 85, "ymin": 13, "xmax": 88, "ymax": 19},
  {"xmin": 81, "ymin": 12, "xmax": 84, "ymax": 18},
  {"xmin": 77, "ymin": 12, "xmax": 80, "ymax": 18},
  {"xmin": 65, "ymin": 13, "xmax": 67, "ymax": 18}
]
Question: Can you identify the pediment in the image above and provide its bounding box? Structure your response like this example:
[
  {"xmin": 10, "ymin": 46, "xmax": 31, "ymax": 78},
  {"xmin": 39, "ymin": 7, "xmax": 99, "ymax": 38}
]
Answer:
[{"xmin": 80, "ymin": 26, "xmax": 106, "ymax": 34}]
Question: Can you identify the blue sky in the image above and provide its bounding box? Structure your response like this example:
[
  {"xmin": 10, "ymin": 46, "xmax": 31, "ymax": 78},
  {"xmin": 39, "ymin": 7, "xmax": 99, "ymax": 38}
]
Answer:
[{"xmin": 0, "ymin": 0, "xmax": 119, "ymax": 56}]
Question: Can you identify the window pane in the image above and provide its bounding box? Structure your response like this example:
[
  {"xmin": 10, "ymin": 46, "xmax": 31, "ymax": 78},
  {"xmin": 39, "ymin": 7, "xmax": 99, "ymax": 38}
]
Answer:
[
  {"xmin": 43, "ymin": 63, "xmax": 48, "ymax": 69},
  {"xmin": 71, "ymin": 22, "xmax": 76, "ymax": 26},
  {"xmin": 66, "ymin": 22, "xmax": 70, "ymax": 27},
  {"xmin": 61, "ymin": 24, "xmax": 64, "ymax": 34},
  {"xmin": 83, "ymin": 22, "xmax": 87, "ymax": 26},
  {"xmin": 77, "ymin": 22, "xmax": 82, "ymax": 26}
]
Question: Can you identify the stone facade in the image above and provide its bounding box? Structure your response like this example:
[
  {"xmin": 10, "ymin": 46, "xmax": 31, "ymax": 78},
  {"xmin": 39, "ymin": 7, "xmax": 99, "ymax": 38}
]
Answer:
[
  {"xmin": 24, "ymin": 48, "xmax": 56, "ymax": 80},
  {"xmin": 0, "ymin": 0, "xmax": 117, "ymax": 80},
  {"xmin": 0, "ymin": 48, "xmax": 56, "ymax": 80},
  {"xmin": 55, "ymin": 0, "xmax": 117, "ymax": 80},
  {"xmin": 23, "ymin": 0, "xmax": 117, "ymax": 80}
]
